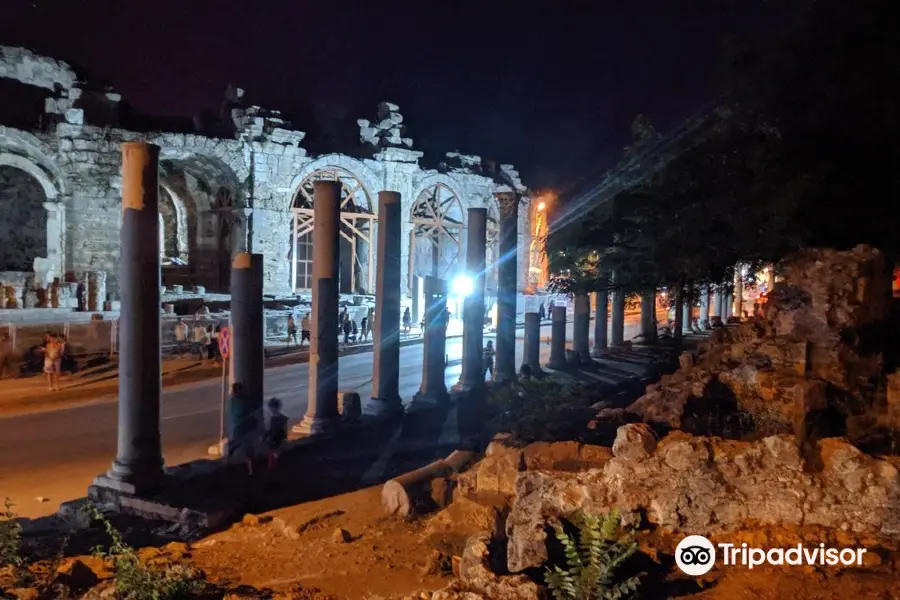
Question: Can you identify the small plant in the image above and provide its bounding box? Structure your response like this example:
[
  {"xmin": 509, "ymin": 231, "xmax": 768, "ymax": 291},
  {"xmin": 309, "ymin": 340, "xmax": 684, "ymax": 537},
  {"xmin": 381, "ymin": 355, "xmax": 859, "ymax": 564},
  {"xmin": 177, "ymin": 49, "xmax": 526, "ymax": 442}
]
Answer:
[
  {"xmin": 0, "ymin": 498, "xmax": 23, "ymax": 568},
  {"xmin": 87, "ymin": 505, "xmax": 206, "ymax": 600},
  {"xmin": 545, "ymin": 509, "xmax": 642, "ymax": 600}
]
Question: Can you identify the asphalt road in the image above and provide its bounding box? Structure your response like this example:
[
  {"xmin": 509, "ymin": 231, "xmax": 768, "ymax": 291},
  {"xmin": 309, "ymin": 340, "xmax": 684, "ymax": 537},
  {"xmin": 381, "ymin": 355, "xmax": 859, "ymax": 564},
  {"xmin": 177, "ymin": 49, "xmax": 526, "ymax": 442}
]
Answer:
[{"xmin": 0, "ymin": 317, "xmax": 643, "ymax": 518}]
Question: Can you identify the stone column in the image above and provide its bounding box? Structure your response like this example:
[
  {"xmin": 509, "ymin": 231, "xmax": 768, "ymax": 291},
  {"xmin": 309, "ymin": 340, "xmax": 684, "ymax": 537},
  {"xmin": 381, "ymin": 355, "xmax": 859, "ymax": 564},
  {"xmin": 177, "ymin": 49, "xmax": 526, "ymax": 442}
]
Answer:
[
  {"xmin": 522, "ymin": 311, "xmax": 542, "ymax": 375},
  {"xmin": 610, "ymin": 286, "xmax": 625, "ymax": 347},
  {"xmin": 295, "ymin": 181, "xmax": 342, "ymax": 434},
  {"xmin": 640, "ymin": 290, "xmax": 656, "ymax": 341},
  {"xmin": 547, "ymin": 304, "xmax": 567, "ymax": 370},
  {"xmin": 682, "ymin": 285, "xmax": 693, "ymax": 332},
  {"xmin": 367, "ymin": 192, "xmax": 403, "ymax": 417},
  {"xmin": 724, "ymin": 286, "xmax": 734, "ymax": 320},
  {"xmin": 458, "ymin": 208, "xmax": 487, "ymax": 391},
  {"xmin": 573, "ymin": 292, "xmax": 591, "ymax": 361},
  {"xmin": 591, "ymin": 282, "xmax": 609, "ymax": 357},
  {"xmin": 700, "ymin": 285, "xmax": 711, "ymax": 328},
  {"xmin": 411, "ymin": 276, "xmax": 449, "ymax": 407},
  {"xmin": 710, "ymin": 286, "xmax": 721, "ymax": 320},
  {"xmin": 229, "ymin": 252, "xmax": 264, "ymax": 427},
  {"xmin": 494, "ymin": 193, "xmax": 519, "ymax": 384},
  {"xmin": 734, "ymin": 268, "xmax": 744, "ymax": 318},
  {"xmin": 97, "ymin": 142, "xmax": 164, "ymax": 494},
  {"xmin": 673, "ymin": 285, "xmax": 684, "ymax": 340}
]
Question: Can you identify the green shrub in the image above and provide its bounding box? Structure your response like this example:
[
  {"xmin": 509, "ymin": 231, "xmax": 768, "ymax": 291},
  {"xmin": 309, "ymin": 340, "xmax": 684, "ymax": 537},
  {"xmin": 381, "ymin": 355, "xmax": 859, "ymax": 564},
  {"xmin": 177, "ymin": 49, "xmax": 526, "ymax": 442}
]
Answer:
[
  {"xmin": 545, "ymin": 509, "xmax": 642, "ymax": 600},
  {"xmin": 87, "ymin": 505, "xmax": 206, "ymax": 600},
  {"xmin": 0, "ymin": 498, "xmax": 23, "ymax": 568}
]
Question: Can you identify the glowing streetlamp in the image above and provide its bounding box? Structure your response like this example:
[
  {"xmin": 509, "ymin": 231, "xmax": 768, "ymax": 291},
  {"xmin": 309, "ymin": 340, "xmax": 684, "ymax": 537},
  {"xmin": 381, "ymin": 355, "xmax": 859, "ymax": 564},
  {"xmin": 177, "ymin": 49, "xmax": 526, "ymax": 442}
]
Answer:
[
  {"xmin": 451, "ymin": 273, "xmax": 474, "ymax": 298},
  {"xmin": 537, "ymin": 201, "xmax": 546, "ymax": 212}
]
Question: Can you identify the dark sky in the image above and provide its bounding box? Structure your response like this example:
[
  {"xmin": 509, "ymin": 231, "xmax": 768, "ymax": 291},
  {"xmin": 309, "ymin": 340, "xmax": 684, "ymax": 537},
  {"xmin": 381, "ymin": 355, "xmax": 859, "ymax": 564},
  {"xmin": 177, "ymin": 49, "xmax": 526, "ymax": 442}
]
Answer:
[{"xmin": 1, "ymin": 0, "xmax": 796, "ymax": 190}]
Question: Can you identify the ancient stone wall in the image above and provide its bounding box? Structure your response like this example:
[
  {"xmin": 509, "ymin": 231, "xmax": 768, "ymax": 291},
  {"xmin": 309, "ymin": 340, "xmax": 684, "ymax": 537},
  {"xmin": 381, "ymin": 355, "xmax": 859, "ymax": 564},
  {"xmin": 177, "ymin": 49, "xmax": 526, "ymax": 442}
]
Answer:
[{"xmin": 0, "ymin": 47, "xmax": 532, "ymax": 302}]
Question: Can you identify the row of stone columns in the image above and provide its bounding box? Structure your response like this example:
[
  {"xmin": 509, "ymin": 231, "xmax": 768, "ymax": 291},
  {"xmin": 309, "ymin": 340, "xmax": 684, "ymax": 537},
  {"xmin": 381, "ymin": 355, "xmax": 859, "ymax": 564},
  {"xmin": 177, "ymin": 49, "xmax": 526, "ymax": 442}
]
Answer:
[{"xmin": 96, "ymin": 142, "xmax": 525, "ymax": 495}]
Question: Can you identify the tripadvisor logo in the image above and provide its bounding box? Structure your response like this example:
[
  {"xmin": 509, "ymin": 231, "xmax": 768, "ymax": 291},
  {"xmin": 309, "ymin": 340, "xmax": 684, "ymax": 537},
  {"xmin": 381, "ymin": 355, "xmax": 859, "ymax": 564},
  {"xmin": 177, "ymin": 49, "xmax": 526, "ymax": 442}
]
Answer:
[{"xmin": 675, "ymin": 535, "xmax": 868, "ymax": 576}]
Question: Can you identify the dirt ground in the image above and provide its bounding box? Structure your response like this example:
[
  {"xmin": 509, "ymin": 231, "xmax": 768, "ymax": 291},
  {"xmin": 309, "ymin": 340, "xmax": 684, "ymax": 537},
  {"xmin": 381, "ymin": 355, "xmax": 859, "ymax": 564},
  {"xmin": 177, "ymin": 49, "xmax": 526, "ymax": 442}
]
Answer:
[{"xmin": 187, "ymin": 486, "xmax": 450, "ymax": 599}]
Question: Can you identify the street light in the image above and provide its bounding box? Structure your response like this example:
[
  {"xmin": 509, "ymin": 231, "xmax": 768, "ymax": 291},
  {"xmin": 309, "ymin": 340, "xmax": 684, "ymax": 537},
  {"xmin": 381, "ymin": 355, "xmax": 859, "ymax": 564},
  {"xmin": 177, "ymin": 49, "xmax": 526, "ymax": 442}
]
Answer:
[
  {"xmin": 538, "ymin": 201, "xmax": 546, "ymax": 211},
  {"xmin": 452, "ymin": 274, "xmax": 474, "ymax": 298}
]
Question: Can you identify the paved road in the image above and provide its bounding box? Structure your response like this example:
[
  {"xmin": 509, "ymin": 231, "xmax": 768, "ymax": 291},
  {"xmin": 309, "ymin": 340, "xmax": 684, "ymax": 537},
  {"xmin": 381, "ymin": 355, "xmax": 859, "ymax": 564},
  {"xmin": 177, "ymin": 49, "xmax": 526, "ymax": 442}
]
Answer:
[{"xmin": 0, "ymin": 318, "xmax": 643, "ymax": 517}]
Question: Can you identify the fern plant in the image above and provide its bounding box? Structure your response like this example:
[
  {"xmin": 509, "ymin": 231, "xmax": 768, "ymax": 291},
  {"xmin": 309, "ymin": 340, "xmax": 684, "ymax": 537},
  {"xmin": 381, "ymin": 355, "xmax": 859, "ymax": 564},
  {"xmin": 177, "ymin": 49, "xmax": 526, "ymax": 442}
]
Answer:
[
  {"xmin": 545, "ymin": 509, "xmax": 642, "ymax": 600},
  {"xmin": 0, "ymin": 498, "xmax": 23, "ymax": 568}
]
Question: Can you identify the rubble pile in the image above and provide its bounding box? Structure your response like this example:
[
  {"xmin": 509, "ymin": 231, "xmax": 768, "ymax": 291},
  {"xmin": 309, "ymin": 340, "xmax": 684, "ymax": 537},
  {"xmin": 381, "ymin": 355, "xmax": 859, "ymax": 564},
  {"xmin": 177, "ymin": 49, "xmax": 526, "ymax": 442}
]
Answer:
[
  {"xmin": 628, "ymin": 245, "xmax": 896, "ymax": 440},
  {"xmin": 358, "ymin": 101, "xmax": 413, "ymax": 148},
  {"xmin": 412, "ymin": 427, "xmax": 900, "ymax": 599}
]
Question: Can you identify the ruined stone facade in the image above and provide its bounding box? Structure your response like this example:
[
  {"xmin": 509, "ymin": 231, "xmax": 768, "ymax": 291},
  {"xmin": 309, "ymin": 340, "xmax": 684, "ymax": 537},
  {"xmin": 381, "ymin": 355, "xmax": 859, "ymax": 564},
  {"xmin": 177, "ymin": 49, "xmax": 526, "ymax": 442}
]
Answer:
[{"xmin": 0, "ymin": 46, "xmax": 534, "ymax": 302}]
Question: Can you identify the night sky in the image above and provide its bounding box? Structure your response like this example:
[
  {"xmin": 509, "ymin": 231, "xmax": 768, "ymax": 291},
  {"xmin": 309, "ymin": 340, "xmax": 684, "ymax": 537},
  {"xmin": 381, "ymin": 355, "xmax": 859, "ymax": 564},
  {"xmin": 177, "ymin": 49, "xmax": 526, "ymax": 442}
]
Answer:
[{"xmin": 1, "ymin": 0, "xmax": 796, "ymax": 190}]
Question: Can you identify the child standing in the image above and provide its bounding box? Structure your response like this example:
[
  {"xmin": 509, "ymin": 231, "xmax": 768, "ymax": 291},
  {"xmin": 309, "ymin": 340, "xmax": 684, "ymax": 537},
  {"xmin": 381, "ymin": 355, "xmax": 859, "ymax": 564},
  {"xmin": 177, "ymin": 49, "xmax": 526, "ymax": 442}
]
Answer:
[{"xmin": 265, "ymin": 397, "xmax": 289, "ymax": 471}]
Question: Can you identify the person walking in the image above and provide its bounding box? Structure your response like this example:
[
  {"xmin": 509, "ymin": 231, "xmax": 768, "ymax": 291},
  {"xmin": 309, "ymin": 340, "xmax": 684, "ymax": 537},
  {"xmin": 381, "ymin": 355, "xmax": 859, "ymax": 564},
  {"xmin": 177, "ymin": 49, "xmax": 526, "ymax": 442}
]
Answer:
[
  {"xmin": 300, "ymin": 313, "xmax": 311, "ymax": 346},
  {"xmin": 287, "ymin": 314, "xmax": 298, "ymax": 346},
  {"xmin": 402, "ymin": 307, "xmax": 412, "ymax": 334}
]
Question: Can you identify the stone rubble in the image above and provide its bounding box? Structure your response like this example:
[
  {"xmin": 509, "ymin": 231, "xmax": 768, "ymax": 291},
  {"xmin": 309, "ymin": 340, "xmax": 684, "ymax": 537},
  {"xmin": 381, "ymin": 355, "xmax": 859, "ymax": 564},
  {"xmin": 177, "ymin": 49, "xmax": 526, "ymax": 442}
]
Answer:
[
  {"xmin": 628, "ymin": 245, "xmax": 895, "ymax": 437},
  {"xmin": 500, "ymin": 427, "xmax": 900, "ymax": 572}
]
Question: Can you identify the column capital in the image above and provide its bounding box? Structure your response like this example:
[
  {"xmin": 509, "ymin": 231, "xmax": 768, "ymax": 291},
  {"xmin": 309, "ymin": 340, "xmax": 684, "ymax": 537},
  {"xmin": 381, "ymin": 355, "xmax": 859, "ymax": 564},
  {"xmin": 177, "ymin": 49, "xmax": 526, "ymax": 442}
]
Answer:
[
  {"xmin": 494, "ymin": 192, "xmax": 519, "ymax": 218},
  {"xmin": 42, "ymin": 200, "xmax": 65, "ymax": 213}
]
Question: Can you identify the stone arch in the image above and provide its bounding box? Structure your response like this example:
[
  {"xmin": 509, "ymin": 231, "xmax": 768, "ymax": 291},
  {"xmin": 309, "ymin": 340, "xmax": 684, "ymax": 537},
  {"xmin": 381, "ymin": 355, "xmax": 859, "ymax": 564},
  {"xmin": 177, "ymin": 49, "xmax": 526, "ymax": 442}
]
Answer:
[
  {"xmin": 409, "ymin": 180, "xmax": 466, "ymax": 283},
  {"xmin": 157, "ymin": 152, "xmax": 244, "ymax": 291},
  {"xmin": 0, "ymin": 151, "xmax": 65, "ymax": 276},
  {"xmin": 158, "ymin": 185, "xmax": 189, "ymax": 262},
  {"xmin": 289, "ymin": 164, "xmax": 377, "ymax": 293},
  {"xmin": 287, "ymin": 154, "xmax": 380, "ymax": 213}
]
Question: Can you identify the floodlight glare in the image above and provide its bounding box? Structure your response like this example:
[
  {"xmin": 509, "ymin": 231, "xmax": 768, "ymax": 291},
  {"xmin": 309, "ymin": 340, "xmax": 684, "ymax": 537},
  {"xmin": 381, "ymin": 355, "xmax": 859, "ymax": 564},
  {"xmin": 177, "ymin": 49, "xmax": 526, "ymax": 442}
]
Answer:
[{"xmin": 452, "ymin": 274, "xmax": 474, "ymax": 298}]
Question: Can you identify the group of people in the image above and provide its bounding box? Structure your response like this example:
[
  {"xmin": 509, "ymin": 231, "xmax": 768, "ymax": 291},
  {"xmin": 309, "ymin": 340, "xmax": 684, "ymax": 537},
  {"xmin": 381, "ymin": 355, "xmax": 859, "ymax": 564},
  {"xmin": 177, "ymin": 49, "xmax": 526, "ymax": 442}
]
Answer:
[
  {"xmin": 286, "ymin": 307, "xmax": 375, "ymax": 347},
  {"xmin": 173, "ymin": 319, "xmax": 223, "ymax": 361}
]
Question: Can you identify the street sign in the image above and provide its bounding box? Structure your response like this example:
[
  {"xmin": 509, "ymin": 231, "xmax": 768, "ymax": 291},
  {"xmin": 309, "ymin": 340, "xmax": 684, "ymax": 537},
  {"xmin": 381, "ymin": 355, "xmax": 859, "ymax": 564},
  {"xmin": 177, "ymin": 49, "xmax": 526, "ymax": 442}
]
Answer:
[{"xmin": 218, "ymin": 326, "xmax": 231, "ymax": 359}]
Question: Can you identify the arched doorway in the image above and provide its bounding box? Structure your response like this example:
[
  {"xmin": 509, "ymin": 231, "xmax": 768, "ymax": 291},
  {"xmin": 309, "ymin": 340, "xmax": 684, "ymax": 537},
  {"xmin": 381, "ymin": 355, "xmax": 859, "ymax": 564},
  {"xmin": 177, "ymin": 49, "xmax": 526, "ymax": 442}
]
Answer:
[
  {"xmin": 159, "ymin": 156, "xmax": 241, "ymax": 292},
  {"xmin": 290, "ymin": 167, "xmax": 376, "ymax": 294},
  {"xmin": 0, "ymin": 165, "xmax": 48, "ymax": 272},
  {"xmin": 409, "ymin": 183, "xmax": 464, "ymax": 286}
]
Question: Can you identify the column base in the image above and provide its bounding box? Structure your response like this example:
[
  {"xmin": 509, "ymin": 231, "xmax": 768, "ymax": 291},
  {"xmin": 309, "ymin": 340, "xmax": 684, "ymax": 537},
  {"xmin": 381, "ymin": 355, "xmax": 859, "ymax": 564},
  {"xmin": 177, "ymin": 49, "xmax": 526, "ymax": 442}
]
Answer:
[
  {"xmin": 522, "ymin": 364, "xmax": 545, "ymax": 377},
  {"xmin": 408, "ymin": 389, "xmax": 450, "ymax": 412},
  {"xmin": 590, "ymin": 346, "xmax": 608, "ymax": 358},
  {"xmin": 363, "ymin": 396, "xmax": 405, "ymax": 419},
  {"xmin": 93, "ymin": 458, "xmax": 165, "ymax": 497},
  {"xmin": 451, "ymin": 378, "xmax": 486, "ymax": 394},
  {"xmin": 292, "ymin": 414, "xmax": 341, "ymax": 436}
]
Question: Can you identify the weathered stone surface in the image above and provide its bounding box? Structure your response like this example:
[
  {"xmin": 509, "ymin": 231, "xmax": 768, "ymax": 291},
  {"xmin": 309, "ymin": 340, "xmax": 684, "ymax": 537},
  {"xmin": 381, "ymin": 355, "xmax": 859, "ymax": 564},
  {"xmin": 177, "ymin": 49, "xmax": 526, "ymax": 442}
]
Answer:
[
  {"xmin": 460, "ymin": 532, "xmax": 542, "ymax": 600},
  {"xmin": 522, "ymin": 441, "xmax": 613, "ymax": 472},
  {"xmin": 475, "ymin": 446, "xmax": 524, "ymax": 496},
  {"xmin": 505, "ymin": 429, "xmax": 900, "ymax": 573},
  {"xmin": 424, "ymin": 495, "xmax": 506, "ymax": 545},
  {"xmin": 612, "ymin": 423, "xmax": 657, "ymax": 460}
]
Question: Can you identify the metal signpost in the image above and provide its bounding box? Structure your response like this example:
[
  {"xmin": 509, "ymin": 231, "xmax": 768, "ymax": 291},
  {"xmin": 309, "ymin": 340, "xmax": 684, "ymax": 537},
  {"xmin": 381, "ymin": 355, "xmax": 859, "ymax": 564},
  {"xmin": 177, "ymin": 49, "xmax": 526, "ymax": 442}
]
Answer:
[{"xmin": 218, "ymin": 326, "xmax": 231, "ymax": 443}]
